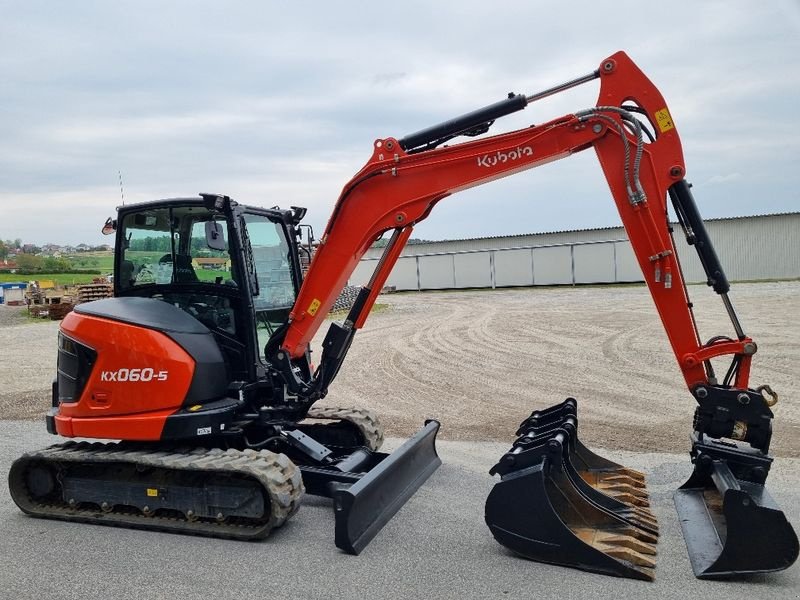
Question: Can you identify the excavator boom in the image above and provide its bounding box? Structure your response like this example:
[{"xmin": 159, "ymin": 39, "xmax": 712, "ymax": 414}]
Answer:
[{"xmin": 279, "ymin": 52, "xmax": 731, "ymax": 391}]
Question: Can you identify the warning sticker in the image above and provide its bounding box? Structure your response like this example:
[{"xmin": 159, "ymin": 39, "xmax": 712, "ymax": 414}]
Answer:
[
  {"xmin": 308, "ymin": 299, "xmax": 321, "ymax": 316},
  {"xmin": 146, "ymin": 488, "xmax": 159, "ymax": 497},
  {"xmin": 655, "ymin": 108, "xmax": 674, "ymax": 133}
]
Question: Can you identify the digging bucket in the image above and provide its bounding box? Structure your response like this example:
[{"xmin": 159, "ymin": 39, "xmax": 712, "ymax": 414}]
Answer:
[
  {"xmin": 516, "ymin": 399, "xmax": 656, "ymax": 530},
  {"xmin": 486, "ymin": 419, "xmax": 658, "ymax": 581},
  {"xmin": 674, "ymin": 433, "xmax": 799, "ymax": 578}
]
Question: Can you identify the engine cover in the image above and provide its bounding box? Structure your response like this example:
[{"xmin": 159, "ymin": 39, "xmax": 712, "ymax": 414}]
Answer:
[{"xmin": 52, "ymin": 297, "xmax": 228, "ymax": 440}]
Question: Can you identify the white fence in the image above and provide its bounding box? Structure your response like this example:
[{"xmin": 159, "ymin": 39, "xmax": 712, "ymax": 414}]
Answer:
[{"xmin": 351, "ymin": 239, "xmax": 644, "ymax": 291}]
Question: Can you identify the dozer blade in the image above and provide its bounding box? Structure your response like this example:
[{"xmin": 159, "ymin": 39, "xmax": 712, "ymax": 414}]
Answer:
[
  {"xmin": 674, "ymin": 433, "xmax": 799, "ymax": 578},
  {"xmin": 514, "ymin": 399, "xmax": 657, "ymax": 532},
  {"xmin": 486, "ymin": 422, "xmax": 658, "ymax": 581},
  {"xmin": 331, "ymin": 419, "xmax": 441, "ymax": 554}
]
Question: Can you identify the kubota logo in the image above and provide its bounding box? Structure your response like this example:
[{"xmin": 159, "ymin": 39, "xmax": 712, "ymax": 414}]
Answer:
[
  {"xmin": 100, "ymin": 368, "xmax": 168, "ymax": 382},
  {"xmin": 477, "ymin": 146, "xmax": 533, "ymax": 168}
]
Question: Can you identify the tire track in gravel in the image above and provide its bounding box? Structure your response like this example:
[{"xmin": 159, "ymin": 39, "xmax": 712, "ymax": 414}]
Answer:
[
  {"xmin": 4, "ymin": 284, "xmax": 799, "ymax": 456},
  {"xmin": 327, "ymin": 283, "xmax": 800, "ymax": 456}
]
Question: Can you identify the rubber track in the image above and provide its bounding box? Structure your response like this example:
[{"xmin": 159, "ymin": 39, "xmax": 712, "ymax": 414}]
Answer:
[
  {"xmin": 9, "ymin": 441, "xmax": 305, "ymax": 540},
  {"xmin": 305, "ymin": 406, "xmax": 385, "ymax": 451}
]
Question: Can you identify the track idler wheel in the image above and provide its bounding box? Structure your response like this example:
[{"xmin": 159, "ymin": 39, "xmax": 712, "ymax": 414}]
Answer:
[
  {"xmin": 303, "ymin": 406, "xmax": 384, "ymax": 451},
  {"xmin": 486, "ymin": 400, "xmax": 658, "ymax": 580}
]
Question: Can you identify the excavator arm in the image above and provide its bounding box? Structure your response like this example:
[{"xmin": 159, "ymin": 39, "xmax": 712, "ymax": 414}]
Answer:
[{"xmin": 269, "ymin": 51, "xmax": 797, "ymax": 579}]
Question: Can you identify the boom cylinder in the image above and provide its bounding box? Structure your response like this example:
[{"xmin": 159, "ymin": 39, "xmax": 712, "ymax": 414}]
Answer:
[{"xmin": 399, "ymin": 94, "xmax": 528, "ymax": 152}]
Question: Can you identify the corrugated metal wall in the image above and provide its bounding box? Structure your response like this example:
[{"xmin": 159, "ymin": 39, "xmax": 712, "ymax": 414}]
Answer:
[{"xmin": 352, "ymin": 213, "xmax": 800, "ymax": 290}]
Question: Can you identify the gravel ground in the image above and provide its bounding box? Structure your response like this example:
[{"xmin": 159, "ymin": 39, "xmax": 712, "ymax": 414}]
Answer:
[
  {"xmin": 1, "ymin": 282, "xmax": 798, "ymax": 456},
  {"xmin": 1, "ymin": 287, "xmax": 799, "ymax": 597},
  {"xmin": 0, "ymin": 306, "xmax": 58, "ymax": 420},
  {"xmin": 1, "ymin": 421, "xmax": 798, "ymax": 600},
  {"xmin": 0, "ymin": 304, "xmax": 30, "ymax": 327},
  {"xmin": 320, "ymin": 281, "xmax": 800, "ymax": 457}
]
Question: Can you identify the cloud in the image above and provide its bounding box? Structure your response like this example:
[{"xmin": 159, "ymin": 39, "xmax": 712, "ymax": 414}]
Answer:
[
  {"xmin": 1, "ymin": 0, "xmax": 799, "ymax": 245},
  {"xmin": 706, "ymin": 173, "xmax": 743, "ymax": 185}
]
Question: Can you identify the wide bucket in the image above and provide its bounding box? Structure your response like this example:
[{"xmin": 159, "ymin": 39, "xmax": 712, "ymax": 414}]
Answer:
[
  {"xmin": 674, "ymin": 433, "xmax": 799, "ymax": 578},
  {"xmin": 486, "ymin": 402, "xmax": 659, "ymax": 581}
]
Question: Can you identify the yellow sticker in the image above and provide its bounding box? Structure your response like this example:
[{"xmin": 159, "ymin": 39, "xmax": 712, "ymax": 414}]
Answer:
[
  {"xmin": 308, "ymin": 299, "xmax": 321, "ymax": 316},
  {"xmin": 146, "ymin": 488, "xmax": 159, "ymax": 497},
  {"xmin": 188, "ymin": 405, "xmax": 202, "ymax": 412},
  {"xmin": 655, "ymin": 108, "xmax": 674, "ymax": 133}
]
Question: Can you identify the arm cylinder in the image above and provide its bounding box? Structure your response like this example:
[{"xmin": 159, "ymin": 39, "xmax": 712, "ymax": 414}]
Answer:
[{"xmin": 669, "ymin": 180, "xmax": 730, "ymax": 295}]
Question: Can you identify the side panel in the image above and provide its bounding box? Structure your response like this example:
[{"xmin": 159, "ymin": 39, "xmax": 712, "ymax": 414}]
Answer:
[
  {"xmin": 532, "ymin": 246, "xmax": 572, "ymax": 285},
  {"xmin": 419, "ymin": 255, "xmax": 455, "ymax": 290},
  {"xmin": 454, "ymin": 253, "xmax": 492, "ymax": 289},
  {"xmin": 387, "ymin": 256, "xmax": 420, "ymax": 291},
  {"xmin": 614, "ymin": 241, "xmax": 644, "ymax": 282},
  {"xmin": 55, "ymin": 312, "xmax": 195, "ymax": 440},
  {"xmin": 573, "ymin": 243, "xmax": 615, "ymax": 284},
  {"xmin": 494, "ymin": 249, "xmax": 534, "ymax": 287}
]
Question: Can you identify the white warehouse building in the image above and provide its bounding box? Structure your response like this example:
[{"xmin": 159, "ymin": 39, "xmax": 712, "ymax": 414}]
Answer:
[{"xmin": 350, "ymin": 212, "xmax": 800, "ymax": 290}]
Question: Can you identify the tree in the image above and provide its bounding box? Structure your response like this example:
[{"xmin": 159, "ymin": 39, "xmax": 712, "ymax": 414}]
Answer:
[
  {"xmin": 13, "ymin": 238, "xmax": 21, "ymax": 249},
  {"xmin": 0, "ymin": 240, "xmax": 7, "ymax": 261},
  {"xmin": 16, "ymin": 253, "xmax": 43, "ymax": 271},
  {"xmin": 42, "ymin": 257, "xmax": 71, "ymax": 272}
]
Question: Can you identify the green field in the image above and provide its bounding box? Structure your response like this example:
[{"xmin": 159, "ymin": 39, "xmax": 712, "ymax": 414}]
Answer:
[
  {"xmin": 0, "ymin": 272, "xmax": 101, "ymax": 285},
  {"xmin": 64, "ymin": 251, "xmax": 114, "ymax": 272},
  {"xmin": 1, "ymin": 249, "xmax": 233, "ymax": 287}
]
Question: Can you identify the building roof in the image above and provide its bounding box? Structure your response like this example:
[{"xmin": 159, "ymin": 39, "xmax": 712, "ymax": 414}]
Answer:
[{"xmin": 418, "ymin": 211, "xmax": 800, "ymax": 245}]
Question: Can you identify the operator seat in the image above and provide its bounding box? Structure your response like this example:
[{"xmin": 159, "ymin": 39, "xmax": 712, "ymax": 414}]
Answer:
[
  {"xmin": 119, "ymin": 260, "xmax": 135, "ymax": 289},
  {"xmin": 174, "ymin": 255, "xmax": 199, "ymax": 283},
  {"xmin": 158, "ymin": 253, "xmax": 199, "ymax": 283}
]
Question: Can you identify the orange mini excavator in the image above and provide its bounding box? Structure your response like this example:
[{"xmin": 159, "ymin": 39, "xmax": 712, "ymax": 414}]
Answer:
[{"xmin": 10, "ymin": 51, "xmax": 797, "ymax": 580}]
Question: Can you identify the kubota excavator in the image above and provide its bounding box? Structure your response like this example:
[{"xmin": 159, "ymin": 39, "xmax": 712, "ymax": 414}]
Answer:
[{"xmin": 9, "ymin": 51, "xmax": 798, "ymax": 581}]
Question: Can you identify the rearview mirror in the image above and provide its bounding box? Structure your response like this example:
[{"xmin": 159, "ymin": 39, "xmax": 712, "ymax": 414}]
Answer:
[
  {"xmin": 205, "ymin": 221, "xmax": 226, "ymax": 251},
  {"xmin": 101, "ymin": 217, "xmax": 116, "ymax": 235}
]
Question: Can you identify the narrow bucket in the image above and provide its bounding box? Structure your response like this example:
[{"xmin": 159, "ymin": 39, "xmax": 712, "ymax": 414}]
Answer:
[
  {"xmin": 675, "ymin": 433, "xmax": 799, "ymax": 578},
  {"xmin": 486, "ymin": 416, "xmax": 658, "ymax": 581}
]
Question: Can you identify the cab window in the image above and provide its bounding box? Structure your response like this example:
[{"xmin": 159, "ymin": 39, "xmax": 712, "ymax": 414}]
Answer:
[{"xmin": 242, "ymin": 214, "xmax": 296, "ymax": 360}]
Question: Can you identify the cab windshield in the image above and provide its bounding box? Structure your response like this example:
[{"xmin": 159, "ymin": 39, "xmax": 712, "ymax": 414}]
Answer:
[
  {"xmin": 117, "ymin": 205, "xmax": 239, "ymax": 338},
  {"xmin": 118, "ymin": 205, "xmax": 234, "ymax": 289},
  {"xmin": 117, "ymin": 204, "xmax": 298, "ymax": 363}
]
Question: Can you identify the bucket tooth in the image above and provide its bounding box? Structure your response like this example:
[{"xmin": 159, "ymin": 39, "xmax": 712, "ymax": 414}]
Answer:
[
  {"xmin": 486, "ymin": 415, "xmax": 659, "ymax": 581},
  {"xmin": 675, "ymin": 433, "xmax": 799, "ymax": 578}
]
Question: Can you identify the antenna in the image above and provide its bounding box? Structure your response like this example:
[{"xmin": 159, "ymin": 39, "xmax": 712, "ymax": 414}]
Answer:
[{"xmin": 118, "ymin": 170, "xmax": 125, "ymax": 205}]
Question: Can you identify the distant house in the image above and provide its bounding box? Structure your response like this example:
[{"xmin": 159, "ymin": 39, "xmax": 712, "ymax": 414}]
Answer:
[
  {"xmin": 0, "ymin": 259, "xmax": 18, "ymax": 272},
  {"xmin": 192, "ymin": 257, "xmax": 231, "ymax": 270}
]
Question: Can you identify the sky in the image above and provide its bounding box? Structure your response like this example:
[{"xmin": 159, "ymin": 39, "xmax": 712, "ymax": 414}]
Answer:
[{"xmin": 1, "ymin": 1, "xmax": 799, "ymax": 246}]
